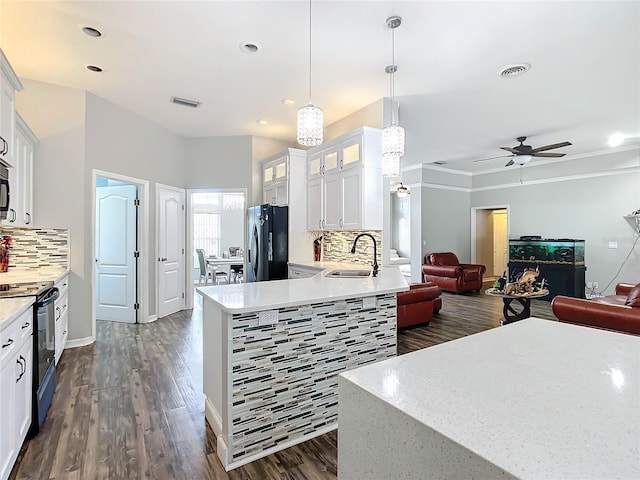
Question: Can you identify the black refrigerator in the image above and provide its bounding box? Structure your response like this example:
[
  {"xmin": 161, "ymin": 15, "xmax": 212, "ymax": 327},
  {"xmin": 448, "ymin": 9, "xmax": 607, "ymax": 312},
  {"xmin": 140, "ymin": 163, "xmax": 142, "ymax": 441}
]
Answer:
[{"xmin": 246, "ymin": 204, "xmax": 288, "ymax": 282}]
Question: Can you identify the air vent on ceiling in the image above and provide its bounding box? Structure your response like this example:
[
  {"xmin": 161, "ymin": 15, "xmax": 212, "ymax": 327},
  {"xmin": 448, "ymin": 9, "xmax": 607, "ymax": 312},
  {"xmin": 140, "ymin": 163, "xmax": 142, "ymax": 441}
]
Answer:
[
  {"xmin": 170, "ymin": 96, "xmax": 201, "ymax": 108},
  {"xmin": 498, "ymin": 63, "xmax": 531, "ymax": 78}
]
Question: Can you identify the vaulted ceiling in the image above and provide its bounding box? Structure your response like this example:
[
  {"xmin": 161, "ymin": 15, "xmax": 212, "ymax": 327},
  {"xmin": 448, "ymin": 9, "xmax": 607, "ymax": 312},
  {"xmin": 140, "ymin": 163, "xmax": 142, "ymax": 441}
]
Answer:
[{"xmin": 1, "ymin": 1, "xmax": 638, "ymax": 171}]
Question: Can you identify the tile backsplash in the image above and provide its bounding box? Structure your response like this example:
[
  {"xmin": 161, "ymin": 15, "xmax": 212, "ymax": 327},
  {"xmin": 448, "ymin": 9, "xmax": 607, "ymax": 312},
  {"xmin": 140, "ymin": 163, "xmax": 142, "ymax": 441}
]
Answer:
[
  {"xmin": 0, "ymin": 227, "xmax": 69, "ymax": 272},
  {"xmin": 319, "ymin": 230, "xmax": 382, "ymax": 265}
]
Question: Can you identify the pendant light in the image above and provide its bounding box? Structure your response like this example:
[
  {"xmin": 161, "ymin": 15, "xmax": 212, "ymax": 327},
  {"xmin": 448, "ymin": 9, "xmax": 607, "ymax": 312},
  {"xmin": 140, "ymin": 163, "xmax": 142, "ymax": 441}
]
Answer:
[
  {"xmin": 297, "ymin": 0, "xmax": 323, "ymax": 146},
  {"xmin": 381, "ymin": 15, "xmax": 405, "ymax": 177},
  {"xmin": 396, "ymin": 182, "xmax": 410, "ymax": 197}
]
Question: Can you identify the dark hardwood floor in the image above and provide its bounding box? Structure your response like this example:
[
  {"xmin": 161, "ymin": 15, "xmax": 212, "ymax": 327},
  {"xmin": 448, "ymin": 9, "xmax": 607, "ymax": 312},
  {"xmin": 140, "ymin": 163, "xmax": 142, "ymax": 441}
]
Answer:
[{"xmin": 11, "ymin": 283, "xmax": 554, "ymax": 480}]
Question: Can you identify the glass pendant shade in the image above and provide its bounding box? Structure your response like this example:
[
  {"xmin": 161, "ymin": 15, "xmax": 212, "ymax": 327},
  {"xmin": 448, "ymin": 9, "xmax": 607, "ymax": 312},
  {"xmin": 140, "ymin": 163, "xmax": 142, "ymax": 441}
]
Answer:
[
  {"xmin": 297, "ymin": 104, "xmax": 324, "ymax": 147},
  {"xmin": 382, "ymin": 153, "xmax": 401, "ymax": 178},
  {"xmin": 381, "ymin": 123, "xmax": 404, "ymax": 177}
]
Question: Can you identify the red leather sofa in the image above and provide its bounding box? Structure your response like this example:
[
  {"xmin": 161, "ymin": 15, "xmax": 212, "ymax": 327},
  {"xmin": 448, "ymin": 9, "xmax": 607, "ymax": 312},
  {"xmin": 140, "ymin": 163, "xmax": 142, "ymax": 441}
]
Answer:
[
  {"xmin": 551, "ymin": 283, "xmax": 640, "ymax": 336},
  {"xmin": 422, "ymin": 252, "xmax": 486, "ymax": 294},
  {"xmin": 397, "ymin": 282, "xmax": 442, "ymax": 328}
]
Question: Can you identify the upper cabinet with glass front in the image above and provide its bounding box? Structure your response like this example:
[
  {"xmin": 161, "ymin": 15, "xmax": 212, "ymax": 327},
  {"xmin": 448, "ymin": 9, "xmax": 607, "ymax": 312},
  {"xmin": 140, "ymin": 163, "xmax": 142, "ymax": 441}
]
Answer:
[
  {"xmin": 262, "ymin": 154, "xmax": 288, "ymax": 206},
  {"xmin": 306, "ymin": 126, "xmax": 382, "ymax": 231},
  {"xmin": 261, "ymin": 148, "xmax": 306, "ymax": 207}
]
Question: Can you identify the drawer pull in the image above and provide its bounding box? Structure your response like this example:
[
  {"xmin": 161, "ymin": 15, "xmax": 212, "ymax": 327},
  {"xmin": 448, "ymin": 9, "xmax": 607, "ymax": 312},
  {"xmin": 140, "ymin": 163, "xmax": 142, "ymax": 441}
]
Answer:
[
  {"xmin": 2, "ymin": 339, "xmax": 14, "ymax": 349},
  {"xmin": 21, "ymin": 322, "xmax": 30, "ymax": 329}
]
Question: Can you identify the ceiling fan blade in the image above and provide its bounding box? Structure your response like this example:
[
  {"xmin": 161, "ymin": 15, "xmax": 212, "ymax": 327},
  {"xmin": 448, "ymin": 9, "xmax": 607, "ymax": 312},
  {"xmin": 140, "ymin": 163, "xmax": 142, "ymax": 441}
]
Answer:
[
  {"xmin": 532, "ymin": 152, "xmax": 566, "ymax": 158},
  {"xmin": 505, "ymin": 159, "xmax": 515, "ymax": 167},
  {"xmin": 500, "ymin": 147, "xmax": 520, "ymax": 154},
  {"xmin": 473, "ymin": 154, "xmax": 512, "ymax": 163},
  {"xmin": 530, "ymin": 141, "xmax": 572, "ymax": 153}
]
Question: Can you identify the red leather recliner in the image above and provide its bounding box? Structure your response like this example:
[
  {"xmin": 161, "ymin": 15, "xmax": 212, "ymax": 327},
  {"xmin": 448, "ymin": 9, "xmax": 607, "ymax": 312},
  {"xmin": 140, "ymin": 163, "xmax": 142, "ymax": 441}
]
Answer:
[
  {"xmin": 397, "ymin": 282, "xmax": 442, "ymax": 328},
  {"xmin": 551, "ymin": 283, "xmax": 640, "ymax": 336},
  {"xmin": 422, "ymin": 252, "xmax": 486, "ymax": 294}
]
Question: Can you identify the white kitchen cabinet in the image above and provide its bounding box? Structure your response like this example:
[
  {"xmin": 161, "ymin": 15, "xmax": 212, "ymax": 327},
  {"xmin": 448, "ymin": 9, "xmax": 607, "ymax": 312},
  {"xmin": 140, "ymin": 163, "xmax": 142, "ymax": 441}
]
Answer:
[
  {"xmin": 307, "ymin": 177, "xmax": 323, "ymax": 230},
  {"xmin": 306, "ymin": 126, "xmax": 382, "ymax": 231},
  {"xmin": 262, "ymin": 154, "xmax": 289, "ymax": 205},
  {"xmin": 0, "ymin": 49, "xmax": 23, "ymax": 168},
  {"xmin": 0, "ymin": 305, "xmax": 33, "ymax": 480},
  {"xmin": 54, "ymin": 274, "xmax": 69, "ymax": 364},
  {"xmin": 6, "ymin": 114, "xmax": 37, "ymax": 227}
]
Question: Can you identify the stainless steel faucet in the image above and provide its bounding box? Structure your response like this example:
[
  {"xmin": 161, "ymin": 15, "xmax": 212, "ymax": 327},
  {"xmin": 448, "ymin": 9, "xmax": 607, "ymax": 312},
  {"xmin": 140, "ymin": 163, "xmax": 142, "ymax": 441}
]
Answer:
[{"xmin": 350, "ymin": 233, "xmax": 379, "ymax": 277}]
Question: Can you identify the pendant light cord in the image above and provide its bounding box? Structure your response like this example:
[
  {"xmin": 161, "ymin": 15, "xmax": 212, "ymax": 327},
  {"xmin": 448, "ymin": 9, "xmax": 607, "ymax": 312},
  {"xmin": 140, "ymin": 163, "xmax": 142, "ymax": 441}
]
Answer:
[
  {"xmin": 308, "ymin": 0, "xmax": 313, "ymax": 105},
  {"xmin": 389, "ymin": 23, "xmax": 397, "ymax": 125}
]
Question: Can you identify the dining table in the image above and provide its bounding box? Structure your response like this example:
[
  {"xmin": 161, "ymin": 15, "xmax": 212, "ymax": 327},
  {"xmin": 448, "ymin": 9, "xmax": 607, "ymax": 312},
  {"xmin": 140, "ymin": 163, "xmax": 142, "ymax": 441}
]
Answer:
[{"xmin": 206, "ymin": 256, "xmax": 244, "ymax": 283}]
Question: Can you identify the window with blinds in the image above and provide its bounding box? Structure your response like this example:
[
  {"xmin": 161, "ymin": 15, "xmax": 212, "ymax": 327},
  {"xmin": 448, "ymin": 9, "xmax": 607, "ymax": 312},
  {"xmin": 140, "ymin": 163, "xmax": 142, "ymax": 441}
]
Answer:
[{"xmin": 193, "ymin": 211, "xmax": 221, "ymax": 264}]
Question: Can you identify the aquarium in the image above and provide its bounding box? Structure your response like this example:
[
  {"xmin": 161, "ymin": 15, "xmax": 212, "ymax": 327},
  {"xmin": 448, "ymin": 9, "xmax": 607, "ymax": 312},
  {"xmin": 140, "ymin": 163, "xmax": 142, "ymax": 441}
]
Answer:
[{"xmin": 508, "ymin": 238, "xmax": 585, "ymax": 266}]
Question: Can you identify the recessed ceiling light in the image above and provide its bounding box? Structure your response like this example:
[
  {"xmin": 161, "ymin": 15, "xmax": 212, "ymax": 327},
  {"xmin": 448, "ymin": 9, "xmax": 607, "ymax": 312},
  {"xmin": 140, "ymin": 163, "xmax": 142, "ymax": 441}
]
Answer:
[
  {"xmin": 282, "ymin": 99, "xmax": 295, "ymax": 106},
  {"xmin": 256, "ymin": 119, "xmax": 268, "ymax": 125},
  {"xmin": 86, "ymin": 65, "xmax": 103, "ymax": 72},
  {"xmin": 239, "ymin": 42, "xmax": 261, "ymax": 54},
  {"xmin": 498, "ymin": 63, "xmax": 531, "ymax": 78},
  {"xmin": 608, "ymin": 132, "xmax": 625, "ymax": 147},
  {"xmin": 82, "ymin": 26, "xmax": 102, "ymax": 37}
]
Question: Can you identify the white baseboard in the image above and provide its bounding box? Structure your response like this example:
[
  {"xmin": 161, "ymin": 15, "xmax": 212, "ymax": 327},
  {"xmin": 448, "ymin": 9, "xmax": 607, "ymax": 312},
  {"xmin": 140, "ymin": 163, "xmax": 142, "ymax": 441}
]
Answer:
[
  {"xmin": 140, "ymin": 314, "xmax": 158, "ymax": 324},
  {"xmin": 65, "ymin": 336, "xmax": 95, "ymax": 348}
]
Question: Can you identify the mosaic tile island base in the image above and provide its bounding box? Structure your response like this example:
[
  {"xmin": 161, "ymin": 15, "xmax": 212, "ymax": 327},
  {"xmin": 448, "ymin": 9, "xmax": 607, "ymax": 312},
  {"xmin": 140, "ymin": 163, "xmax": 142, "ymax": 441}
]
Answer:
[{"xmin": 197, "ymin": 266, "xmax": 408, "ymax": 470}]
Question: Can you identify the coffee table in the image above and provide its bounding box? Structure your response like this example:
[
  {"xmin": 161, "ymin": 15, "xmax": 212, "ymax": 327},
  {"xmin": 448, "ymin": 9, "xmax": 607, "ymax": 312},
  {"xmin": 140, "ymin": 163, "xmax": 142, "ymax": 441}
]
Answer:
[{"xmin": 485, "ymin": 288, "xmax": 550, "ymax": 324}]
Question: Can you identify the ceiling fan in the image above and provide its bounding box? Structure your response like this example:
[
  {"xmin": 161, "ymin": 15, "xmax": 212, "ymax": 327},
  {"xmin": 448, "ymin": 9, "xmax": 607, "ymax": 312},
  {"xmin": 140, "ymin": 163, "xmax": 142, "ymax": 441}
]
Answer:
[{"xmin": 474, "ymin": 136, "xmax": 572, "ymax": 167}]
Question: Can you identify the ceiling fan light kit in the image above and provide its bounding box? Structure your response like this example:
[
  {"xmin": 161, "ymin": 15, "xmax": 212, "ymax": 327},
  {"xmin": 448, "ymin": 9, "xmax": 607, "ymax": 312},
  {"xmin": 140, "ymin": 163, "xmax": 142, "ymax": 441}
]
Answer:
[
  {"xmin": 297, "ymin": 0, "xmax": 323, "ymax": 147},
  {"xmin": 475, "ymin": 136, "xmax": 572, "ymax": 167},
  {"xmin": 382, "ymin": 15, "xmax": 405, "ymax": 177}
]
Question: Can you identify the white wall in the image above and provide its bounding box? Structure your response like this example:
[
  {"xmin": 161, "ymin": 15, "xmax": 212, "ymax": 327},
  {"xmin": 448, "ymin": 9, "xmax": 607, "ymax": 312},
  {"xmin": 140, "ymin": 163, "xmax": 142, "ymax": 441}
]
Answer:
[
  {"xmin": 324, "ymin": 99, "xmax": 384, "ymax": 142},
  {"xmin": 220, "ymin": 207, "xmax": 244, "ymax": 252},
  {"xmin": 472, "ymin": 149, "xmax": 640, "ymax": 295},
  {"xmin": 85, "ymin": 93, "xmax": 186, "ymax": 320},
  {"xmin": 16, "ymin": 80, "xmax": 90, "ymax": 339}
]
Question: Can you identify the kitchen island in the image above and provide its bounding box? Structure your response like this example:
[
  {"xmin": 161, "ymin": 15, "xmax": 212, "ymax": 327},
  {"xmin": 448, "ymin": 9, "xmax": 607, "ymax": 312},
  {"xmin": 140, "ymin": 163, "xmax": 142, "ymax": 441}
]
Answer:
[
  {"xmin": 338, "ymin": 318, "xmax": 640, "ymax": 479},
  {"xmin": 197, "ymin": 266, "xmax": 408, "ymax": 470}
]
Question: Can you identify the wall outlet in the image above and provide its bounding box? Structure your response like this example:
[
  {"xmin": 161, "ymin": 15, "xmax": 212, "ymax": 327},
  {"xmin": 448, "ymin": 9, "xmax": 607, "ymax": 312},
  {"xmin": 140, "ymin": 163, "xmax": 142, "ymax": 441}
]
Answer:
[
  {"xmin": 258, "ymin": 310, "xmax": 278, "ymax": 325},
  {"xmin": 362, "ymin": 297, "xmax": 377, "ymax": 309},
  {"xmin": 326, "ymin": 243, "xmax": 332, "ymax": 252},
  {"xmin": 608, "ymin": 241, "xmax": 618, "ymax": 249},
  {"xmin": 592, "ymin": 281, "xmax": 599, "ymax": 289}
]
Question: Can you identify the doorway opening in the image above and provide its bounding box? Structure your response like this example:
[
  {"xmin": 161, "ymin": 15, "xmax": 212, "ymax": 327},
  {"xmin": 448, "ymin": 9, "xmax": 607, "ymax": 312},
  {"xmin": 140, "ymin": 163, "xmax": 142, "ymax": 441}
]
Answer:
[
  {"xmin": 92, "ymin": 170, "xmax": 149, "ymax": 333},
  {"xmin": 471, "ymin": 206, "xmax": 509, "ymax": 280},
  {"xmin": 185, "ymin": 189, "xmax": 246, "ymax": 310}
]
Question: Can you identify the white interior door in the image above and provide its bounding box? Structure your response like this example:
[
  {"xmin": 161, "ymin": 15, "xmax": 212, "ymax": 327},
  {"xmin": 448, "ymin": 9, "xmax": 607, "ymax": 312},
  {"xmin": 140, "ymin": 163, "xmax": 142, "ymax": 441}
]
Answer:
[
  {"xmin": 96, "ymin": 185, "xmax": 137, "ymax": 323},
  {"xmin": 493, "ymin": 210, "xmax": 508, "ymax": 276},
  {"xmin": 158, "ymin": 185, "xmax": 185, "ymax": 319}
]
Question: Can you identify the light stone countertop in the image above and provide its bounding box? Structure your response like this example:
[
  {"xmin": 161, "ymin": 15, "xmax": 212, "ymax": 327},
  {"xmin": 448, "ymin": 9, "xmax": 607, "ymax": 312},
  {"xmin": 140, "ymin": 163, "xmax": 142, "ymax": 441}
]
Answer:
[
  {"xmin": 197, "ymin": 265, "xmax": 408, "ymax": 313},
  {"xmin": 0, "ymin": 267, "xmax": 69, "ymax": 285},
  {"xmin": 0, "ymin": 296, "xmax": 35, "ymax": 329},
  {"xmin": 0, "ymin": 268, "xmax": 69, "ymax": 326},
  {"xmin": 339, "ymin": 317, "xmax": 640, "ymax": 479},
  {"xmin": 288, "ymin": 260, "xmax": 371, "ymax": 270}
]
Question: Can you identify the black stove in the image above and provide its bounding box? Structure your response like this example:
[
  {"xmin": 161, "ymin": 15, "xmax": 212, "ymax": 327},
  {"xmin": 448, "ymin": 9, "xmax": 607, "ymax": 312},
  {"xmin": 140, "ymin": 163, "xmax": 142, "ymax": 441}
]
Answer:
[{"xmin": 0, "ymin": 281, "xmax": 53, "ymax": 299}]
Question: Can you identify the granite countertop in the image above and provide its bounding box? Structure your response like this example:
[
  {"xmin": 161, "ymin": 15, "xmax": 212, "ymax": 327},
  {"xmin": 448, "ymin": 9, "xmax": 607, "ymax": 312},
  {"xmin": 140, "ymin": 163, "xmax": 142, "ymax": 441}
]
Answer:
[
  {"xmin": 197, "ymin": 266, "xmax": 408, "ymax": 313},
  {"xmin": 339, "ymin": 318, "xmax": 640, "ymax": 479},
  {"xmin": 0, "ymin": 296, "xmax": 35, "ymax": 329}
]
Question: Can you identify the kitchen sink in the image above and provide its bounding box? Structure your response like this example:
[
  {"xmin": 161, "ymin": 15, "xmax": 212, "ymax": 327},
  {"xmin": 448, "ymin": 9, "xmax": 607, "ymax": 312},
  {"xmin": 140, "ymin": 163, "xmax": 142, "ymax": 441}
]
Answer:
[{"xmin": 325, "ymin": 269, "xmax": 371, "ymax": 278}]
